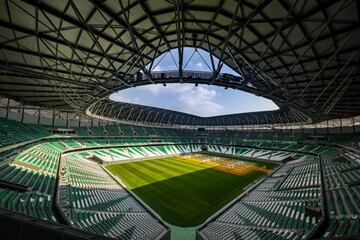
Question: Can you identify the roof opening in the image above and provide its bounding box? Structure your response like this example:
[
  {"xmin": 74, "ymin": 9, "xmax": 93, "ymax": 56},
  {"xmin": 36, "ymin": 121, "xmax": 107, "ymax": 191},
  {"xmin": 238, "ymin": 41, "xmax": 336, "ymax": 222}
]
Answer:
[
  {"xmin": 110, "ymin": 84, "xmax": 278, "ymax": 117},
  {"xmin": 110, "ymin": 47, "xmax": 278, "ymax": 117}
]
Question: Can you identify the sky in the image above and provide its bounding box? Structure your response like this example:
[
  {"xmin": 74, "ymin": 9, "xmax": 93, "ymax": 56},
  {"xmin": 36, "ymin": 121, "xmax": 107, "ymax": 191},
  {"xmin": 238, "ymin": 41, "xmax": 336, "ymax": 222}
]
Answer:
[{"xmin": 110, "ymin": 48, "xmax": 278, "ymax": 117}]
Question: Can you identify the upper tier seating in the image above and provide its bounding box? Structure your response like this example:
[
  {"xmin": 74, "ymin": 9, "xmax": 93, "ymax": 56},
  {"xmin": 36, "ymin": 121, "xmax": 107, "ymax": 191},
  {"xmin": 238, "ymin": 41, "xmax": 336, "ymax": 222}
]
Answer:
[
  {"xmin": 0, "ymin": 118, "xmax": 49, "ymax": 148},
  {"xmin": 74, "ymin": 124, "xmax": 197, "ymax": 138}
]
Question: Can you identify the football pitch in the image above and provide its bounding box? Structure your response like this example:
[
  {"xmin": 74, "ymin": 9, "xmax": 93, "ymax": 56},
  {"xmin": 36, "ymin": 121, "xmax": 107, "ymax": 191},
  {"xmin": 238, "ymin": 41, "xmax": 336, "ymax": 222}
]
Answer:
[{"xmin": 105, "ymin": 154, "xmax": 278, "ymax": 227}]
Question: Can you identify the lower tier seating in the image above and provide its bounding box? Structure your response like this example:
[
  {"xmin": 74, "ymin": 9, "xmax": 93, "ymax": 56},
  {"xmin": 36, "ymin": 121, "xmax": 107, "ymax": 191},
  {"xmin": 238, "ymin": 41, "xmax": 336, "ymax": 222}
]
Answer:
[
  {"xmin": 0, "ymin": 124, "xmax": 358, "ymax": 240},
  {"xmin": 86, "ymin": 144, "xmax": 201, "ymax": 162},
  {"xmin": 0, "ymin": 143, "xmax": 60, "ymax": 222},
  {"xmin": 321, "ymin": 151, "xmax": 360, "ymax": 238},
  {"xmin": 202, "ymin": 222, "xmax": 304, "ymax": 240},
  {"xmin": 206, "ymin": 145, "xmax": 315, "ymax": 162},
  {"xmin": 199, "ymin": 158, "xmax": 322, "ymax": 239},
  {"xmin": 58, "ymin": 153, "xmax": 167, "ymax": 240}
]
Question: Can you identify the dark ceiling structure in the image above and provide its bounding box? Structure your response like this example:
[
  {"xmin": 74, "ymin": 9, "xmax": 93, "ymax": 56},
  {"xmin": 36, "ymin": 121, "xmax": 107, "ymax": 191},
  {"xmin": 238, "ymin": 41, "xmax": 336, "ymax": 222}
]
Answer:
[{"xmin": 0, "ymin": 0, "xmax": 359, "ymax": 126}]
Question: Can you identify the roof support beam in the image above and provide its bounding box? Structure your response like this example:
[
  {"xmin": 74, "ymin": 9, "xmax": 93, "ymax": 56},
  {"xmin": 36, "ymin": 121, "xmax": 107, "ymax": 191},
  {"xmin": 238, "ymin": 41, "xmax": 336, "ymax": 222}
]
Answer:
[
  {"xmin": 22, "ymin": 0, "xmax": 151, "ymax": 61},
  {"xmin": 114, "ymin": 0, "xmax": 154, "ymax": 84}
]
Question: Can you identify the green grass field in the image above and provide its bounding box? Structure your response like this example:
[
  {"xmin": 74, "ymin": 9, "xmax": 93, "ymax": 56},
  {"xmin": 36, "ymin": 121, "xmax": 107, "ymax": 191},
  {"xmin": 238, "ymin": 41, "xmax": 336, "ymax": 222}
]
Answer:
[{"xmin": 106, "ymin": 155, "xmax": 277, "ymax": 227}]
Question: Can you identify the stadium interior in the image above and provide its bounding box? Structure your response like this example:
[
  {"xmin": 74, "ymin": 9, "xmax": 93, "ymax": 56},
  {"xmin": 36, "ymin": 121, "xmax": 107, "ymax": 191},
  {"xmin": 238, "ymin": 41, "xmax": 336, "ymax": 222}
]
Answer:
[{"xmin": 0, "ymin": 0, "xmax": 360, "ymax": 240}]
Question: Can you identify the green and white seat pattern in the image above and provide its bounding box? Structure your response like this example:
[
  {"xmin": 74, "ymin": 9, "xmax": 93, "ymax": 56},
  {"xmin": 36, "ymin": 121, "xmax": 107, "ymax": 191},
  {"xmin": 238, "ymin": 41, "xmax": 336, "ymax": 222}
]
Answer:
[
  {"xmin": 278, "ymin": 162, "xmax": 320, "ymax": 190},
  {"xmin": 58, "ymin": 153, "xmax": 167, "ymax": 240},
  {"xmin": 72, "ymin": 211, "xmax": 166, "ymax": 240},
  {"xmin": 322, "ymin": 151, "xmax": 360, "ymax": 238},
  {"xmin": 200, "ymin": 222, "xmax": 304, "ymax": 240},
  {"xmin": 0, "ymin": 118, "xmax": 49, "ymax": 148},
  {"xmin": 62, "ymin": 140, "xmax": 85, "ymax": 149},
  {"xmin": 207, "ymin": 145, "xmax": 297, "ymax": 162},
  {"xmin": 344, "ymin": 151, "xmax": 360, "ymax": 165},
  {"xmin": 199, "ymin": 159, "xmax": 322, "ymax": 240},
  {"xmin": 87, "ymin": 144, "xmax": 202, "ymax": 163},
  {"xmin": 1, "ymin": 140, "xmax": 175, "ymax": 239},
  {"xmin": 216, "ymin": 200, "xmax": 318, "ymax": 230},
  {"xmin": 242, "ymin": 188, "xmax": 320, "ymax": 202},
  {"xmin": 0, "ymin": 143, "xmax": 60, "ymax": 222}
]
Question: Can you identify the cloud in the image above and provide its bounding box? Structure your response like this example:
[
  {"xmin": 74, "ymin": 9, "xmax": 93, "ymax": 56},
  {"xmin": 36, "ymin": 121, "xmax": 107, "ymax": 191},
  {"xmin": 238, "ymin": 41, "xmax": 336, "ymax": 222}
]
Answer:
[
  {"xmin": 195, "ymin": 62, "xmax": 204, "ymax": 70},
  {"xmin": 152, "ymin": 65, "xmax": 163, "ymax": 71},
  {"xmin": 110, "ymin": 94, "xmax": 141, "ymax": 104},
  {"xmin": 111, "ymin": 84, "xmax": 225, "ymax": 117},
  {"xmin": 151, "ymin": 64, "xmax": 178, "ymax": 71},
  {"xmin": 177, "ymin": 86, "xmax": 224, "ymax": 116},
  {"xmin": 141, "ymin": 83, "xmax": 192, "ymax": 96},
  {"xmin": 109, "ymin": 82, "xmax": 279, "ymax": 117}
]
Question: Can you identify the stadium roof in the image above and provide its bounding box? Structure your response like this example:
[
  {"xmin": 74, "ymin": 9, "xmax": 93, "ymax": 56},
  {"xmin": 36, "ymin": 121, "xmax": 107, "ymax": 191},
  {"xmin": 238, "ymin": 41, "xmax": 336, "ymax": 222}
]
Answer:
[{"xmin": 0, "ymin": 0, "xmax": 359, "ymax": 126}]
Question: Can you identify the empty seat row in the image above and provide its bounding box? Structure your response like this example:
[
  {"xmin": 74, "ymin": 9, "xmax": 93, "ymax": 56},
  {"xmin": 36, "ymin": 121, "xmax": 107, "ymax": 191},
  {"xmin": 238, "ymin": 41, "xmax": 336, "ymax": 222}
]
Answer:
[{"xmin": 58, "ymin": 153, "xmax": 167, "ymax": 240}]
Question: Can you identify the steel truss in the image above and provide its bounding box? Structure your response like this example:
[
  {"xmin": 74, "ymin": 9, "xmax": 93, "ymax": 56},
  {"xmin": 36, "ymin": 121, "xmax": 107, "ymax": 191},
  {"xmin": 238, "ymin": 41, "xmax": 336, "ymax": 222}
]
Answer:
[{"xmin": 0, "ymin": 0, "xmax": 359, "ymax": 126}]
